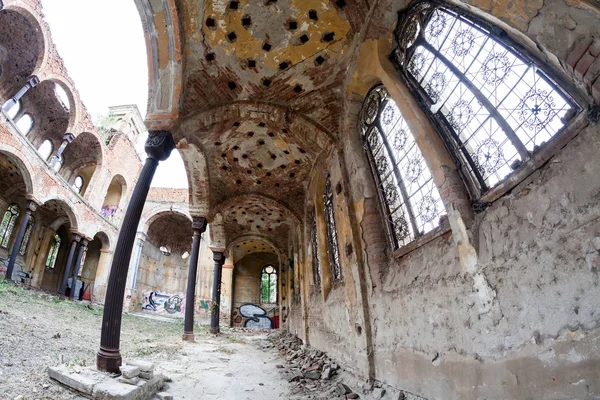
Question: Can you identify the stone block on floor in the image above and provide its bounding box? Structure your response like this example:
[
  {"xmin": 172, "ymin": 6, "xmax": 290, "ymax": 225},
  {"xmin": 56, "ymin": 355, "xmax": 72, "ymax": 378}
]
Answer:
[
  {"xmin": 92, "ymin": 380, "xmax": 139, "ymax": 400},
  {"xmin": 120, "ymin": 365, "xmax": 140, "ymax": 379},
  {"xmin": 127, "ymin": 360, "xmax": 155, "ymax": 373},
  {"xmin": 155, "ymin": 392, "xmax": 173, "ymax": 400}
]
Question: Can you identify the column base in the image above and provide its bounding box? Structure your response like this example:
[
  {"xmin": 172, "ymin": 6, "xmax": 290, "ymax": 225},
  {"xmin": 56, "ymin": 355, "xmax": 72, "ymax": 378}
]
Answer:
[
  {"xmin": 209, "ymin": 327, "xmax": 220, "ymax": 335},
  {"xmin": 96, "ymin": 347, "xmax": 122, "ymax": 373},
  {"xmin": 182, "ymin": 332, "xmax": 195, "ymax": 342}
]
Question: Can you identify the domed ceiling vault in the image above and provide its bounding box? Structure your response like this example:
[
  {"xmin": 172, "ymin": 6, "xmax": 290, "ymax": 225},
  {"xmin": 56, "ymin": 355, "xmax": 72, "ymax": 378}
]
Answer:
[{"xmin": 136, "ymin": 0, "xmax": 373, "ymax": 250}]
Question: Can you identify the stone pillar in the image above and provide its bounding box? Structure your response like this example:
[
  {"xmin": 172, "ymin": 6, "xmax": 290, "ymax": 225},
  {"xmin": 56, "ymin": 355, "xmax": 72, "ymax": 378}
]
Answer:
[
  {"xmin": 97, "ymin": 131, "xmax": 175, "ymax": 373},
  {"xmin": 183, "ymin": 217, "xmax": 208, "ymax": 341},
  {"xmin": 6, "ymin": 200, "xmax": 37, "ymax": 281},
  {"xmin": 49, "ymin": 133, "xmax": 75, "ymax": 168},
  {"xmin": 1, "ymin": 76, "xmax": 39, "ymax": 115},
  {"xmin": 210, "ymin": 248, "xmax": 225, "ymax": 334},
  {"xmin": 70, "ymin": 239, "xmax": 89, "ymax": 300},
  {"xmin": 59, "ymin": 233, "xmax": 81, "ymax": 296}
]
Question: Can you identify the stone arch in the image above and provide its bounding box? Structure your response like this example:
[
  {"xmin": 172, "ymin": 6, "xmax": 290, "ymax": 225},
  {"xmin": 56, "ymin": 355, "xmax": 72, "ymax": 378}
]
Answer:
[
  {"xmin": 180, "ymin": 101, "xmax": 336, "ymax": 150},
  {"xmin": 228, "ymin": 235, "xmax": 283, "ymax": 260},
  {"xmin": 42, "ymin": 74, "xmax": 81, "ymax": 134},
  {"xmin": 140, "ymin": 206, "xmax": 192, "ymax": 235},
  {"xmin": 177, "ymin": 142, "xmax": 209, "ymax": 216},
  {"xmin": 0, "ymin": 147, "xmax": 35, "ymax": 197},
  {"xmin": 0, "ymin": 5, "xmax": 46, "ymax": 100},
  {"xmin": 62, "ymin": 131, "xmax": 104, "ymax": 190},
  {"xmin": 94, "ymin": 231, "xmax": 111, "ymax": 251},
  {"xmin": 135, "ymin": 0, "xmax": 183, "ymax": 130},
  {"xmin": 37, "ymin": 196, "xmax": 80, "ymax": 232},
  {"xmin": 212, "ymin": 193, "xmax": 300, "ymax": 224}
]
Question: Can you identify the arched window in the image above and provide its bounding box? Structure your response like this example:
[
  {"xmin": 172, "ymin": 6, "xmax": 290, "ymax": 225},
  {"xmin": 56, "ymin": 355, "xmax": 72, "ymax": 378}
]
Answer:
[
  {"xmin": 0, "ymin": 204, "xmax": 20, "ymax": 248},
  {"xmin": 72, "ymin": 176, "xmax": 84, "ymax": 194},
  {"xmin": 15, "ymin": 113, "xmax": 33, "ymax": 135},
  {"xmin": 260, "ymin": 265, "xmax": 277, "ymax": 304},
  {"xmin": 52, "ymin": 155, "xmax": 63, "ymax": 173},
  {"xmin": 5, "ymin": 100, "xmax": 21, "ymax": 120},
  {"xmin": 19, "ymin": 216, "xmax": 35, "ymax": 255},
  {"xmin": 311, "ymin": 213, "xmax": 321, "ymax": 287},
  {"xmin": 45, "ymin": 234, "xmax": 61, "ymax": 268},
  {"xmin": 324, "ymin": 175, "xmax": 341, "ymax": 280},
  {"xmin": 38, "ymin": 140, "xmax": 53, "ymax": 161},
  {"xmin": 360, "ymin": 86, "xmax": 446, "ymax": 249},
  {"xmin": 391, "ymin": 2, "xmax": 581, "ymax": 197},
  {"xmin": 54, "ymin": 83, "xmax": 71, "ymax": 111}
]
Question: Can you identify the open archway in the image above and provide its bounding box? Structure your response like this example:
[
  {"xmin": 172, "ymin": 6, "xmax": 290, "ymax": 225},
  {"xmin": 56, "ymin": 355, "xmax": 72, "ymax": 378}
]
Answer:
[{"xmin": 77, "ymin": 232, "xmax": 110, "ymax": 301}]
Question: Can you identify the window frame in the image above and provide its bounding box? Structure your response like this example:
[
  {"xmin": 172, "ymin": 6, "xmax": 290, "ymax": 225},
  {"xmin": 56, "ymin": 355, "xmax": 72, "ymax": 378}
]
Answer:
[
  {"xmin": 73, "ymin": 175, "xmax": 84, "ymax": 194},
  {"xmin": 310, "ymin": 212, "xmax": 321, "ymax": 289},
  {"xmin": 323, "ymin": 175, "xmax": 342, "ymax": 281},
  {"xmin": 45, "ymin": 234, "xmax": 61, "ymax": 269},
  {"xmin": 389, "ymin": 0, "xmax": 586, "ymax": 203},
  {"xmin": 0, "ymin": 204, "xmax": 20, "ymax": 249},
  {"xmin": 359, "ymin": 85, "xmax": 447, "ymax": 251},
  {"xmin": 15, "ymin": 113, "xmax": 34, "ymax": 135},
  {"xmin": 260, "ymin": 265, "xmax": 277, "ymax": 304}
]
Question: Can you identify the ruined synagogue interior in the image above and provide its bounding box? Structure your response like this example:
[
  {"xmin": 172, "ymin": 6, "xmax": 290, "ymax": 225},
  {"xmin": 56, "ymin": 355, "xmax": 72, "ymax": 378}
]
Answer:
[{"xmin": 1, "ymin": 0, "xmax": 600, "ymax": 398}]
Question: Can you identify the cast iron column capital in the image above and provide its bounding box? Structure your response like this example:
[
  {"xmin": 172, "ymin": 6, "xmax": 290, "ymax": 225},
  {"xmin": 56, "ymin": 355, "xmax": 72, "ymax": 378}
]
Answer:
[{"xmin": 145, "ymin": 131, "xmax": 175, "ymax": 161}]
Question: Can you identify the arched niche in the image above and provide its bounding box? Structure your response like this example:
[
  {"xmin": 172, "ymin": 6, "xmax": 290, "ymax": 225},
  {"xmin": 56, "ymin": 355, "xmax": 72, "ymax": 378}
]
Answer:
[
  {"xmin": 62, "ymin": 132, "xmax": 103, "ymax": 195},
  {"xmin": 100, "ymin": 175, "xmax": 127, "ymax": 223}
]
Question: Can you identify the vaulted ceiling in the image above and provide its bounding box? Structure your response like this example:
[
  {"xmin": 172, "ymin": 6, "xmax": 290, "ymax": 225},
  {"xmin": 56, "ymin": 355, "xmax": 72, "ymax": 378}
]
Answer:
[{"xmin": 135, "ymin": 0, "xmax": 376, "ymax": 252}]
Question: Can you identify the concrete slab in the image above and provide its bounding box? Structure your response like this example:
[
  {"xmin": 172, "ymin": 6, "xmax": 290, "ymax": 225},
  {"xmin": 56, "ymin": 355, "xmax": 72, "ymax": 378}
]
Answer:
[
  {"xmin": 120, "ymin": 365, "xmax": 140, "ymax": 379},
  {"xmin": 48, "ymin": 365, "xmax": 104, "ymax": 396}
]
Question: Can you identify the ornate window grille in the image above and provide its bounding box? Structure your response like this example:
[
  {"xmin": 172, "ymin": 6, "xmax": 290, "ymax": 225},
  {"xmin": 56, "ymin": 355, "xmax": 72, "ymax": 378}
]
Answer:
[
  {"xmin": 360, "ymin": 85, "xmax": 446, "ymax": 249},
  {"xmin": 46, "ymin": 234, "xmax": 61, "ymax": 268},
  {"xmin": 324, "ymin": 175, "xmax": 342, "ymax": 280},
  {"xmin": 390, "ymin": 1, "xmax": 581, "ymax": 197},
  {"xmin": 18, "ymin": 216, "xmax": 35, "ymax": 255},
  {"xmin": 0, "ymin": 204, "xmax": 20, "ymax": 248},
  {"xmin": 260, "ymin": 265, "xmax": 277, "ymax": 303},
  {"xmin": 310, "ymin": 213, "xmax": 321, "ymax": 287}
]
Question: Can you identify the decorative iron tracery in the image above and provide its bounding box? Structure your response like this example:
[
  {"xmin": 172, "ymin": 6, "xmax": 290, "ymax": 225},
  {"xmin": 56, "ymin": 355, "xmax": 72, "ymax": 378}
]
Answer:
[
  {"xmin": 18, "ymin": 216, "xmax": 34, "ymax": 255},
  {"xmin": 46, "ymin": 234, "xmax": 61, "ymax": 269},
  {"xmin": 359, "ymin": 85, "xmax": 446, "ymax": 250},
  {"xmin": 260, "ymin": 265, "xmax": 277, "ymax": 304},
  {"xmin": 391, "ymin": 1, "xmax": 581, "ymax": 197},
  {"xmin": 0, "ymin": 204, "xmax": 20, "ymax": 248},
  {"xmin": 310, "ymin": 213, "xmax": 321, "ymax": 288},
  {"xmin": 324, "ymin": 175, "xmax": 342, "ymax": 281}
]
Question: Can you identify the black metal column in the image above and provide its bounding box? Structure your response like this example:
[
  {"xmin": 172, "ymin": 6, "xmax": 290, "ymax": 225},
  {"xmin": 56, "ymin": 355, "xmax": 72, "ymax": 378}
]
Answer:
[
  {"xmin": 69, "ymin": 239, "xmax": 89, "ymax": 300},
  {"xmin": 183, "ymin": 217, "xmax": 207, "ymax": 341},
  {"xmin": 59, "ymin": 233, "xmax": 81, "ymax": 296},
  {"xmin": 6, "ymin": 200, "xmax": 37, "ymax": 281},
  {"xmin": 97, "ymin": 131, "xmax": 175, "ymax": 373},
  {"xmin": 210, "ymin": 250, "xmax": 225, "ymax": 335}
]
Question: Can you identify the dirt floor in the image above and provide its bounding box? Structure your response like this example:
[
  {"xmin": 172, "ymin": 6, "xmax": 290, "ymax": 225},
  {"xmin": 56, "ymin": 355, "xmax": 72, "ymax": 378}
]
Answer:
[{"xmin": 0, "ymin": 281, "xmax": 291, "ymax": 399}]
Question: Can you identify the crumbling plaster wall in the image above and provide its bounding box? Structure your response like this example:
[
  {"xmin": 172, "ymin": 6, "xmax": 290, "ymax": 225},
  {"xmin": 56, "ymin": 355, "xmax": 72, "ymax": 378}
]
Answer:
[{"xmin": 284, "ymin": 1, "xmax": 600, "ymax": 398}]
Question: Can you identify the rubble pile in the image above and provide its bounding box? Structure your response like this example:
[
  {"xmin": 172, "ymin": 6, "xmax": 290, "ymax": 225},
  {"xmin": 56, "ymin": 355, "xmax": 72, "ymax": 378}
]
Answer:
[{"xmin": 271, "ymin": 333, "xmax": 377, "ymax": 400}]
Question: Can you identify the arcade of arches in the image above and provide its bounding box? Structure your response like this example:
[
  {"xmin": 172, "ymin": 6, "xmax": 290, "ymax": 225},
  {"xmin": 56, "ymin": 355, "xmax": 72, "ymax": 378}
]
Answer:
[{"xmin": 2, "ymin": 0, "xmax": 600, "ymax": 399}]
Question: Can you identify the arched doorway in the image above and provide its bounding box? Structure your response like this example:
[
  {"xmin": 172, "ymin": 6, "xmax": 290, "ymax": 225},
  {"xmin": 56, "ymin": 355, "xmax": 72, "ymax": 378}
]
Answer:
[
  {"xmin": 230, "ymin": 239, "xmax": 280, "ymax": 328},
  {"xmin": 35, "ymin": 199, "xmax": 78, "ymax": 292},
  {"xmin": 78, "ymin": 232, "xmax": 110, "ymax": 301}
]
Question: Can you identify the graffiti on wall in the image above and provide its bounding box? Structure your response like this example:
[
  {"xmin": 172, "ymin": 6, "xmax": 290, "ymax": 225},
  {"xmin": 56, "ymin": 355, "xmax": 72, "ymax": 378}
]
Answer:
[
  {"xmin": 197, "ymin": 299, "xmax": 213, "ymax": 313},
  {"xmin": 140, "ymin": 291, "xmax": 184, "ymax": 314},
  {"xmin": 239, "ymin": 303, "xmax": 272, "ymax": 329}
]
